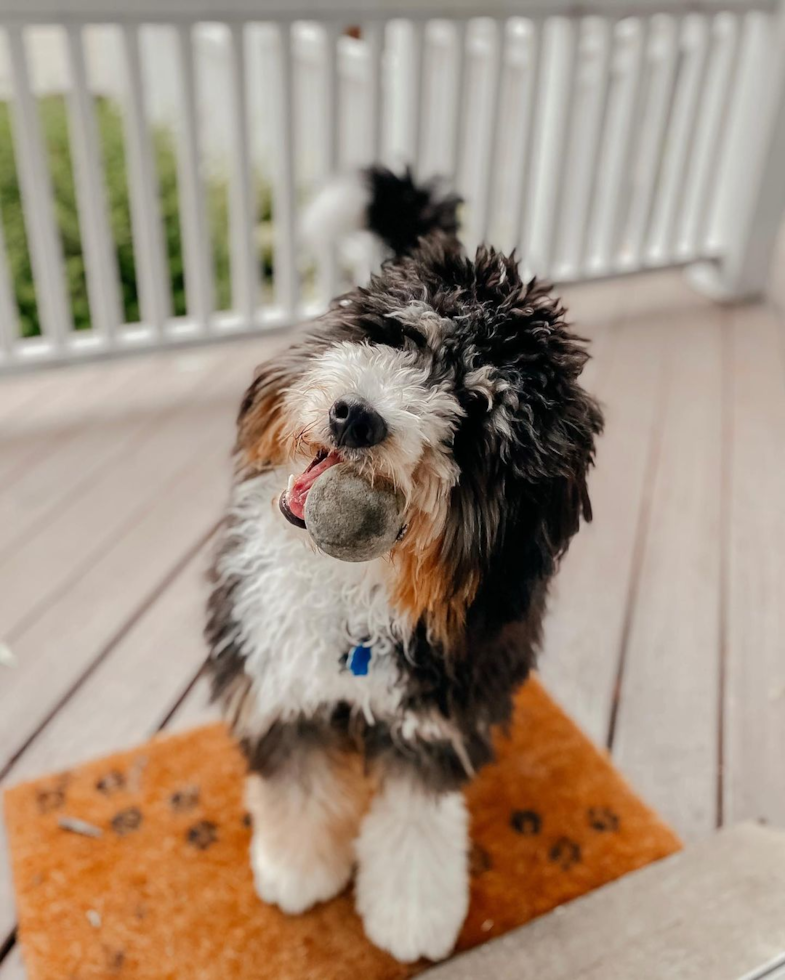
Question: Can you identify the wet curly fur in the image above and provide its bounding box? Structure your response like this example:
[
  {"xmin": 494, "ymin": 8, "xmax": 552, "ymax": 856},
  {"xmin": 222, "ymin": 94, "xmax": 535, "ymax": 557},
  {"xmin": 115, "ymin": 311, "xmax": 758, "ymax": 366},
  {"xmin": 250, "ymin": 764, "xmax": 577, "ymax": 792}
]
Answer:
[{"xmin": 204, "ymin": 166, "xmax": 603, "ymax": 962}]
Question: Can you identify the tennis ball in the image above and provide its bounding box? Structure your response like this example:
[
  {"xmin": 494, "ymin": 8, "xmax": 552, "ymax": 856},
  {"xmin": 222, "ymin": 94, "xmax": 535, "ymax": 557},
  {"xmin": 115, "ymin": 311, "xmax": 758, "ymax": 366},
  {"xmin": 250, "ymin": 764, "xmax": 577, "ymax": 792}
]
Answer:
[{"xmin": 304, "ymin": 465, "xmax": 405, "ymax": 562}]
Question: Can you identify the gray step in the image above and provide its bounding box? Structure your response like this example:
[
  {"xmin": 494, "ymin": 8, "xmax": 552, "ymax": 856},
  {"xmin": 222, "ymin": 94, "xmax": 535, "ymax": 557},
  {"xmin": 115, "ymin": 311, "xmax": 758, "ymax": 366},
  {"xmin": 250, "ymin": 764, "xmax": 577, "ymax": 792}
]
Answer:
[{"xmin": 424, "ymin": 823, "xmax": 785, "ymax": 980}]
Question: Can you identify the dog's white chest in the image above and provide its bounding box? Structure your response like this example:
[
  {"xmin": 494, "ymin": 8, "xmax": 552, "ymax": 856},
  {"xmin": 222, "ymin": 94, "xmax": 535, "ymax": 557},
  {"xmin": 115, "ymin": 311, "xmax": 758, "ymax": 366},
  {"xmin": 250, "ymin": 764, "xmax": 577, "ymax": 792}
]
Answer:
[{"xmin": 222, "ymin": 473, "xmax": 409, "ymax": 727}]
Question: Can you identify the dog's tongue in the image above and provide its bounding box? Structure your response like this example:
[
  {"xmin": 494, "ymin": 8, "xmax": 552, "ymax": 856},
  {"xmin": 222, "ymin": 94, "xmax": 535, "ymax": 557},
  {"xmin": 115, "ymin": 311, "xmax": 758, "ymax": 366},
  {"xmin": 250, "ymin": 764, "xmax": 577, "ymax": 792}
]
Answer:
[{"xmin": 286, "ymin": 451, "xmax": 342, "ymax": 521}]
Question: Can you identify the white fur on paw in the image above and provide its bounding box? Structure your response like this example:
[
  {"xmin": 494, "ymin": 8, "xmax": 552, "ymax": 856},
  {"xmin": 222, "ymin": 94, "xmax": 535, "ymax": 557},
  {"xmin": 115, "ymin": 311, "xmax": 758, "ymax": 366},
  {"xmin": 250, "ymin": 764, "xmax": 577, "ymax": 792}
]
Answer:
[
  {"xmin": 355, "ymin": 787, "xmax": 469, "ymax": 963},
  {"xmin": 251, "ymin": 836, "xmax": 352, "ymax": 915}
]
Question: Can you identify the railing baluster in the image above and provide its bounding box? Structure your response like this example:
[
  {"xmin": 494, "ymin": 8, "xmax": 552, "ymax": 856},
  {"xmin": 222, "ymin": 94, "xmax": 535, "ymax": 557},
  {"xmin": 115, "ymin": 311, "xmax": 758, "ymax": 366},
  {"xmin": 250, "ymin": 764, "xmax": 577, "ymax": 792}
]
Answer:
[
  {"xmin": 592, "ymin": 20, "xmax": 643, "ymax": 270},
  {"xmin": 120, "ymin": 24, "xmax": 170, "ymax": 333},
  {"xmin": 0, "ymin": 218, "xmax": 19, "ymax": 357},
  {"xmin": 516, "ymin": 20, "xmax": 543, "ymax": 276},
  {"xmin": 663, "ymin": 14, "xmax": 712, "ymax": 259},
  {"xmin": 473, "ymin": 18, "xmax": 506, "ymax": 249},
  {"xmin": 629, "ymin": 14, "xmax": 684, "ymax": 265},
  {"xmin": 318, "ymin": 22, "xmax": 340, "ymax": 304},
  {"xmin": 541, "ymin": 18, "xmax": 579, "ymax": 277},
  {"xmin": 64, "ymin": 23, "xmax": 122, "ymax": 343},
  {"xmin": 272, "ymin": 22, "xmax": 297, "ymax": 317},
  {"xmin": 6, "ymin": 24, "xmax": 72, "ymax": 348},
  {"xmin": 323, "ymin": 23, "xmax": 340, "ymax": 174},
  {"xmin": 227, "ymin": 21, "xmax": 259, "ymax": 327},
  {"xmin": 628, "ymin": 16, "xmax": 683, "ymax": 267},
  {"xmin": 577, "ymin": 17, "xmax": 615, "ymax": 274},
  {"xmin": 690, "ymin": 15, "xmax": 743, "ymax": 258},
  {"xmin": 450, "ymin": 20, "xmax": 468, "ymax": 187},
  {"xmin": 174, "ymin": 23, "xmax": 214, "ymax": 332},
  {"xmin": 365, "ymin": 21, "xmax": 384, "ymax": 163},
  {"xmin": 409, "ymin": 20, "xmax": 425, "ymax": 175},
  {"xmin": 610, "ymin": 16, "xmax": 652, "ymax": 267}
]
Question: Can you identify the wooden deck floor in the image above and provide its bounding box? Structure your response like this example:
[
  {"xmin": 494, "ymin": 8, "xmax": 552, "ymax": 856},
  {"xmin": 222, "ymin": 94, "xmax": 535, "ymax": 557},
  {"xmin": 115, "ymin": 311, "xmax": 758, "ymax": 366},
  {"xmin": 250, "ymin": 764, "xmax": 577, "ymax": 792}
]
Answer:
[{"xmin": 1, "ymin": 270, "xmax": 784, "ymax": 975}]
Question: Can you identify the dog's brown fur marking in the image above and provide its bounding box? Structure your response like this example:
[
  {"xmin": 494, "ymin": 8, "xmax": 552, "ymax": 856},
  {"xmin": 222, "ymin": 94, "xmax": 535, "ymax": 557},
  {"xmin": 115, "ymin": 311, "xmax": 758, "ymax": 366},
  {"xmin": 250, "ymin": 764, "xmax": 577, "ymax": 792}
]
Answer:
[
  {"xmin": 237, "ymin": 389, "xmax": 291, "ymax": 469},
  {"xmin": 391, "ymin": 509, "xmax": 478, "ymax": 650}
]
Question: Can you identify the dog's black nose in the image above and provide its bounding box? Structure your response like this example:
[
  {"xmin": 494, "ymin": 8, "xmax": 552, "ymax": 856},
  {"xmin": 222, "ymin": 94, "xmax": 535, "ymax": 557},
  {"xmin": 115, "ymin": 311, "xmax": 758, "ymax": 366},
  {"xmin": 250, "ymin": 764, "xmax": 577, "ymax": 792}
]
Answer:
[{"xmin": 329, "ymin": 396, "xmax": 388, "ymax": 449}]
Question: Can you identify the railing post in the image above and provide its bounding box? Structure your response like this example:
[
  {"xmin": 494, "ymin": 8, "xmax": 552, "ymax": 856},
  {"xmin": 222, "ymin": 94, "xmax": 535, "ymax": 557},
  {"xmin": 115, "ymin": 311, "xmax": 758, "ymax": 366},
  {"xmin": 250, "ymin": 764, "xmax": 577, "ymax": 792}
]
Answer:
[{"xmin": 692, "ymin": 1, "xmax": 785, "ymax": 301}]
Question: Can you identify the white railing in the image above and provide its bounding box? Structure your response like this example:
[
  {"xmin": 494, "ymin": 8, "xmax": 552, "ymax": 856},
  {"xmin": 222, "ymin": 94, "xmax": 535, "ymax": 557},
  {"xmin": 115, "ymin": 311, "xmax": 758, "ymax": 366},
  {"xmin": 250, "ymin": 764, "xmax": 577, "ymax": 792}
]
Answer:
[{"xmin": 0, "ymin": 0, "xmax": 783, "ymax": 372}]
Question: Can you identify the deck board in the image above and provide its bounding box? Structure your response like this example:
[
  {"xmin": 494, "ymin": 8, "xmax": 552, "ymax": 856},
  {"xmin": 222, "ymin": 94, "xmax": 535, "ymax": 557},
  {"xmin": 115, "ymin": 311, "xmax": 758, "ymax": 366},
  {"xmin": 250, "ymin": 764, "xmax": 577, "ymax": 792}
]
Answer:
[
  {"xmin": 166, "ymin": 676, "xmax": 221, "ymax": 732},
  {"xmin": 0, "ymin": 357, "xmax": 179, "ymax": 485},
  {"xmin": 0, "ymin": 945, "xmax": 21, "ymax": 980},
  {"xmin": 0, "ymin": 349, "xmax": 225, "ymax": 560},
  {"xmin": 0, "ymin": 347, "xmax": 241, "ymax": 638},
  {"xmin": 0, "ymin": 368, "xmax": 79, "ymax": 425},
  {"xmin": 611, "ymin": 310, "xmax": 724, "ymax": 841},
  {"xmin": 724, "ymin": 304, "xmax": 785, "ymax": 828}
]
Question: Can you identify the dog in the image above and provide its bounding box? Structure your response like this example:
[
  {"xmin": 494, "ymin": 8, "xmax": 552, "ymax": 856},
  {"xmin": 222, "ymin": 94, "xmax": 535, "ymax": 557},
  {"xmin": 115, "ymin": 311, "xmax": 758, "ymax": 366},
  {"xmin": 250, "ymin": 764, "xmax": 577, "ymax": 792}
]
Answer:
[{"xmin": 205, "ymin": 167, "xmax": 603, "ymax": 963}]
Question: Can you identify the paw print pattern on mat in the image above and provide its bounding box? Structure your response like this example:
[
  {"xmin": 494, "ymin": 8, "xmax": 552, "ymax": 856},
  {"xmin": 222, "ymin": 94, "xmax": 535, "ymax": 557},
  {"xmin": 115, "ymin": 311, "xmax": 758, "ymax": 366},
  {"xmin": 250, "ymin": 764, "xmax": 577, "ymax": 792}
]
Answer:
[
  {"xmin": 510, "ymin": 809, "xmax": 542, "ymax": 836},
  {"xmin": 36, "ymin": 784, "xmax": 67, "ymax": 814},
  {"xmin": 104, "ymin": 946, "xmax": 126, "ymax": 974},
  {"xmin": 96, "ymin": 770, "xmax": 126, "ymax": 795},
  {"xmin": 111, "ymin": 807, "xmax": 143, "ymax": 836},
  {"xmin": 549, "ymin": 837, "xmax": 582, "ymax": 870},
  {"xmin": 187, "ymin": 820, "xmax": 218, "ymax": 850},
  {"xmin": 588, "ymin": 806, "xmax": 620, "ymax": 832},
  {"xmin": 469, "ymin": 842, "xmax": 493, "ymax": 877},
  {"xmin": 170, "ymin": 785, "xmax": 201, "ymax": 812}
]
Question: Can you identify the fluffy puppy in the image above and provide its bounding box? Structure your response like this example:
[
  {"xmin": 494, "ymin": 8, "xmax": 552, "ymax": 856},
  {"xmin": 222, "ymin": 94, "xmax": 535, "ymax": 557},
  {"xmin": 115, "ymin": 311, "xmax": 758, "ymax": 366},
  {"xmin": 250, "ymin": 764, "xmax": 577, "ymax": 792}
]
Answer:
[{"xmin": 205, "ymin": 168, "xmax": 603, "ymax": 963}]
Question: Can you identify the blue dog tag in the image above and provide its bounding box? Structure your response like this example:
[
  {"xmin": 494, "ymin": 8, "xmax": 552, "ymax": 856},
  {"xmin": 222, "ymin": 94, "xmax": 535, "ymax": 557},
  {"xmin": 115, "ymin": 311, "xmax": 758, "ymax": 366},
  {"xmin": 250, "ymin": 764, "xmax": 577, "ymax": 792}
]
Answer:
[{"xmin": 348, "ymin": 644, "xmax": 372, "ymax": 676}]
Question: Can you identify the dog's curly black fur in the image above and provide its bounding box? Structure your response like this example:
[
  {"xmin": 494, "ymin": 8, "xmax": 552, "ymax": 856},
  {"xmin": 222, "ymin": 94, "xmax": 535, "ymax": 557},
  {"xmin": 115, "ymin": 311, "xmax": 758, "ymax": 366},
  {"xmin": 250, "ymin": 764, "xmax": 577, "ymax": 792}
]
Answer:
[{"xmin": 365, "ymin": 166, "xmax": 461, "ymax": 258}]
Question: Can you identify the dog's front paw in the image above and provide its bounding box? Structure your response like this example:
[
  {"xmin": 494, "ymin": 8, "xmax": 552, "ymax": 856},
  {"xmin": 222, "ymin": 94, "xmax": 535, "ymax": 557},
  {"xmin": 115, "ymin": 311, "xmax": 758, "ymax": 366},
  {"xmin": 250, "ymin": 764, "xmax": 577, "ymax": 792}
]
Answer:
[
  {"xmin": 251, "ymin": 833, "xmax": 353, "ymax": 915},
  {"xmin": 355, "ymin": 786, "xmax": 469, "ymax": 962},
  {"xmin": 356, "ymin": 873, "xmax": 467, "ymax": 963}
]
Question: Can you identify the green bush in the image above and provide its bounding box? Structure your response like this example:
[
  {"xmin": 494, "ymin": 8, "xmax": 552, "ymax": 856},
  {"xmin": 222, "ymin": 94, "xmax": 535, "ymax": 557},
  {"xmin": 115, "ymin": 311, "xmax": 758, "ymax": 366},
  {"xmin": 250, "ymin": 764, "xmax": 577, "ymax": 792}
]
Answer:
[{"xmin": 0, "ymin": 94, "xmax": 274, "ymax": 338}]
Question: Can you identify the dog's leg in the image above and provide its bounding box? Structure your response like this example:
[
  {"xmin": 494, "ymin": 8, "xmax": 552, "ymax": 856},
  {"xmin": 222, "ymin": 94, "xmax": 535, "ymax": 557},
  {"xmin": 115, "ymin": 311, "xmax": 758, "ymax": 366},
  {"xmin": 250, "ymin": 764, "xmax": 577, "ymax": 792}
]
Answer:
[
  {"xmin": 355, "ymin": 772, "xmax": 469, "ymax": 962},
  {"xmin": 246, "ymin": 746, "xmax": 369, "ymax": 914}
]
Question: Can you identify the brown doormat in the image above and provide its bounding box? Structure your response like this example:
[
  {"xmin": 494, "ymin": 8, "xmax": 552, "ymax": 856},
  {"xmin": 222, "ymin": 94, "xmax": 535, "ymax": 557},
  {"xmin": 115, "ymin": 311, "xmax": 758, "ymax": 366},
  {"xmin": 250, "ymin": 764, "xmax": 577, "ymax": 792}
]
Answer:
[{"xmin": 4, "ymin": 678, "xmax": 680, "ymax": 980}]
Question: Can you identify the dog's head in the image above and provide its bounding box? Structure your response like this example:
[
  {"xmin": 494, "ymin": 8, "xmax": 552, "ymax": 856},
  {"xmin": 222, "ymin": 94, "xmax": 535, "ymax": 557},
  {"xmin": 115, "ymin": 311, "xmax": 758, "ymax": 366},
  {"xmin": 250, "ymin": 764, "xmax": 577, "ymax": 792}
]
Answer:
[{"xmin": 237, "ymin": 238, "xmax": 603, "ymax": 649}]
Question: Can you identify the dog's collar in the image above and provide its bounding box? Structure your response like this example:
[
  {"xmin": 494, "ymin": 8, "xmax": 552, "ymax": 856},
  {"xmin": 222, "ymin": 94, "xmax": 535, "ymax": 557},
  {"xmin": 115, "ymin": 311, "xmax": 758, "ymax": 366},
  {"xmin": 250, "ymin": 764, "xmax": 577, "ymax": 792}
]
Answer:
[{"xmin": 344, "ymin": 644, "xmax": 372, "ymax": 676}]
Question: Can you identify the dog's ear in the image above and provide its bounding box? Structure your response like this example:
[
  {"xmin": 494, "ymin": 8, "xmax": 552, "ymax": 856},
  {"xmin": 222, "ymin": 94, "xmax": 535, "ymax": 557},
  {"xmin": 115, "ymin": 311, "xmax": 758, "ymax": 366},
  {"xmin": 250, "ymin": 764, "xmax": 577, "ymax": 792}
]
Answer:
[
  {"xmin": 535, "ymin": 384, "xmax": 604, "ymax": 553},
  {"xmin": 236, "ymin": 343, "xmax": 317, "ymax": 471},
  {"xmin": 236, "ymin": 361, "xmax": 288, "ymax": 471},
  {"xmin": 456, "ymin": 377, "xmax": 603, "ymax": 644}
]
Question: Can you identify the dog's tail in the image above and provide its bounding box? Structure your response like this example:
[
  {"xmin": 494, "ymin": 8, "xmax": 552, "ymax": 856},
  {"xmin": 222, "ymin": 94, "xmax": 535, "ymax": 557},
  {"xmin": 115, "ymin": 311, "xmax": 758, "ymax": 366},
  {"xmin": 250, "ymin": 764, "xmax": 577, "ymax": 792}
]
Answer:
[{"xmin": 301, "ymin": 166, "xmax": 461, "ymax": 259}]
